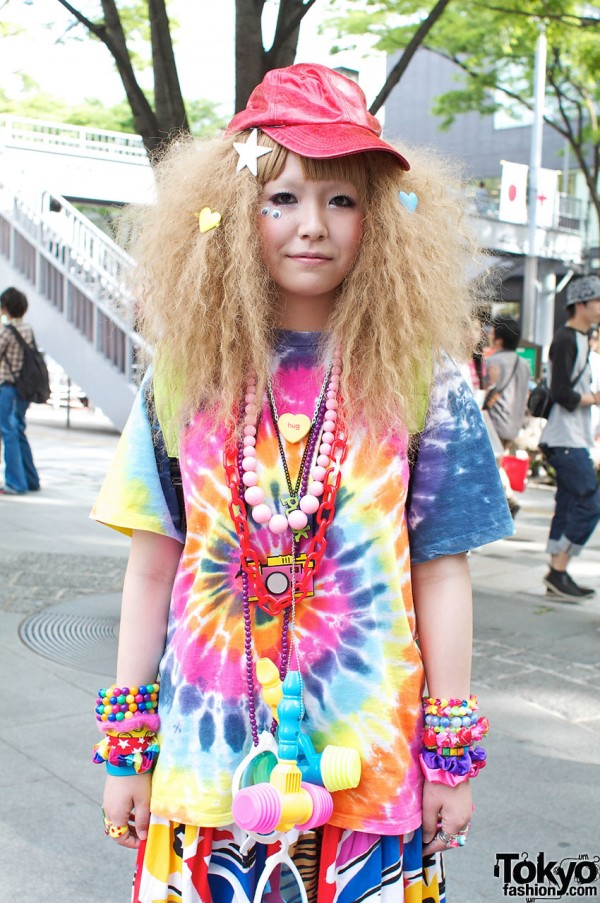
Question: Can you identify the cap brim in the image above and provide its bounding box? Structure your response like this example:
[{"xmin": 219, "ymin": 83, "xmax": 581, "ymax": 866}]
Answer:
[
  {"xmin": 259, "ymin": 123, "xmax": 410, "ymax": 171},
  {"xmin": 566, "ymin": 297, "xmax": 600, "ymax": 306}
]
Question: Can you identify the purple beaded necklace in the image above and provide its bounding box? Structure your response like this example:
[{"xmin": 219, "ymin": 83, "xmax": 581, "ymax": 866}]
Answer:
[{"xmin": 237, "ymin": 366, "xmax": 333, "ymax": 746}]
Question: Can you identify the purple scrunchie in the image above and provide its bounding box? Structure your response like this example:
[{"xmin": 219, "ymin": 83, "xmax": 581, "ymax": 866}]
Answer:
[{"xmin": 422, "ymin": 745, "xmax": 487, "ymax": 775}]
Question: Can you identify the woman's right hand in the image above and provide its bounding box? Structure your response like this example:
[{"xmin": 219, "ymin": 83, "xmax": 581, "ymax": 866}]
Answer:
[
  {"xmin": 102, "ymin": 773, "xmax": 152, "ymax": 849},
  {"xmin": 99, "ymin": 530, "xmax": 181, "ymax": 850}
]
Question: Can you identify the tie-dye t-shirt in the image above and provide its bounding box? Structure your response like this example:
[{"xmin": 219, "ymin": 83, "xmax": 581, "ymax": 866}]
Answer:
[{"xmin": 92, "ymin": 331, "xmax": 513, "ymax": 835}]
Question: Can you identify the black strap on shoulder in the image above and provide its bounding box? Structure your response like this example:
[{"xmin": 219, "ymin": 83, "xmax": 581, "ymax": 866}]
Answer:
[
  {"xmin": 569, "ymin": 353, "xmax": 590, "ymax": 390},
  {"xmin": 3, "ymin": 325, "xmax": 36, "ymax": 379},
  {"xmin": 6, "ymin": 323, "xmax": 36, "ymax": 350},
  {"xmin": 406, "ymin": 431, "xmax": 421, "ymax": 511},
  {"xmin": 169, "ymin": 457, "xmax": 187, "ymax": 535},
  {"xmin": 495, "ymin": 355, "xmax": 520, "ymax": 395},
  {"xmin": 145, "ymin": 381, "xmax": 187, "ymax": 536}
]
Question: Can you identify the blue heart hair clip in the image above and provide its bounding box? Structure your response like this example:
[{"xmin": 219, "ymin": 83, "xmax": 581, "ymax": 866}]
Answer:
[{"xmin": 399, "ymin": 191, "xmax": 418, "ymax": 213}]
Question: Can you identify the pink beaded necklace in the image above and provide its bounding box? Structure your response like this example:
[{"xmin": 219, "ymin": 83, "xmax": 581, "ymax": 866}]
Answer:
[{"xmin": 240, "ymin": 352, "xmax": 342, "ymax": 537}]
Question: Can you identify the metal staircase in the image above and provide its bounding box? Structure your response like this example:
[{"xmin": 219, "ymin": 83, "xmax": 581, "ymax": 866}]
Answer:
[{"xmin": 0, "ymin": 177, "xmax": 142, "ymax": 431}]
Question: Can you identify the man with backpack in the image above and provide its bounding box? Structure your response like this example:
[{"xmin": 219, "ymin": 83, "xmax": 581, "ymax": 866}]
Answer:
[
  {"xmin": 0, "ymin": 287, "xmax": 42, "ymax": 494},
  {"xmin": 540, "ymin": 275, "xmax": 600, "ymax": 600}
]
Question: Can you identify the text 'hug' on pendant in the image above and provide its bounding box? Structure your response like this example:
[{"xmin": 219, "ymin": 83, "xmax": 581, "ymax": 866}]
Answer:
[{"xmin": 278, "ymin": 413, "xmax": 311, "ymax": 443}]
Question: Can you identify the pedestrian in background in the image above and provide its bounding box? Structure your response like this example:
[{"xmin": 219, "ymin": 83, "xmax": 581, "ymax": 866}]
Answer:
[
  {"xmin": 460, "ymin": 315, "xmax": 487, "ymax": 399},
  {"xmin": 540, "ymin": 275, "xmax": 600, "ymax": 600},
  {"xmin": 0, "ymin": 287, "xmax": 41, "ymax": 495},
  {"xmin": 483, "ymin": 315, "xmax": 530, "ymax": 517},
  {"xmin": 589, "ymin": 326, "xmax": 600, "ymax": 445},
  {"xmin": 474, "ymin": 180, "xmax": 491, "ymax": 215}
]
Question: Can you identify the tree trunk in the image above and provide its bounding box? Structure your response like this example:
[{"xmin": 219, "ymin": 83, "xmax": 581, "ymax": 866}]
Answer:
[
  {"xmin": 57, "ymin": 0, "xmax": 317, "ymax": 155},
  {"xmin": 99, "ymin": 0, "xmax": 163, "ymax": 153},
  {"xmin": 267, "ymin": 0, "xmax": 318, "ymax": 69},
  {"xmin": 235, "ymin": 0, "xmax": 268, "ymax": 113},
  {"xmin": 234, "ymin": 0, "xmax": 318, "ymax": 113},
  {"xmin": 148, "ymin": 0, "xmax": 190, "ymax": 139},
  {"xmin": 56, "ymin": 0, "xmax": 186, "ymax": 157}
]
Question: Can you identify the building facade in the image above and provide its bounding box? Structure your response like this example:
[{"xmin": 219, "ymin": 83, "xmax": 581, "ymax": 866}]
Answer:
[{"xmin": 384, "ymin": 48, "xmax": 594, "ymax": 337}]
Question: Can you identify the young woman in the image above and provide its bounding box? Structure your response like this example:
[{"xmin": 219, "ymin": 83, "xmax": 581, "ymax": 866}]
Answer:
[{"xmin": 92, "ymin": 64, "xmax": 512, "ymax": 903}]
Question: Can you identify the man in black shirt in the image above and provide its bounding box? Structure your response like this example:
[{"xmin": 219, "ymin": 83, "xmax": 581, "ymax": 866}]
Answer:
[{"xmin": 540, "ymin": 275, "xmax": 600, "ymax": 600}]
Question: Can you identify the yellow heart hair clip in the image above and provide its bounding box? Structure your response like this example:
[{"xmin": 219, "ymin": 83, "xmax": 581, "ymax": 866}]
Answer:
[{"xmin": 198, "ymin": 207, "xmax": 222, "ymax": 234}]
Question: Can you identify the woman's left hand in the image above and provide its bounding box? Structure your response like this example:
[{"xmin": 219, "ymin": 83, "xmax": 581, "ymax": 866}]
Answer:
[{"xmin": 421, "ymin": 779, "xmax": 474, "ymax": 855}]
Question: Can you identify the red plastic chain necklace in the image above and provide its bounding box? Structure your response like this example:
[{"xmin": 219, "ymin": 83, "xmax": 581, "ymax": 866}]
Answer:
[{"xmin": 224, "ymin": 408, "xmax": 348, "ymax": 617}]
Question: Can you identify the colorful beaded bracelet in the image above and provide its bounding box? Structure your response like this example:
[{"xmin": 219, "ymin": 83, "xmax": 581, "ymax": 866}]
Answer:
[
  {"xmin": 422, "ymin": 715, "xmax": 490, "ymax": 751},
  {"xmin": 423, "ymin": 695, "xmax": 478, "ymax": 717},
  {"xmin": 95, "ymin": 683, "xmax": 160, "ymax": 724},
  {"xmin": 424, "ymin": 712, "xmax": 479, "ymax": 729}
]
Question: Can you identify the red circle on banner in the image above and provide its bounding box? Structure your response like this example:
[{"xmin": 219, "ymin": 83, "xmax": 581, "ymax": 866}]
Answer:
[{"xmin": 508, "ymin": 184, "xmax": 517, "ymax": 201}]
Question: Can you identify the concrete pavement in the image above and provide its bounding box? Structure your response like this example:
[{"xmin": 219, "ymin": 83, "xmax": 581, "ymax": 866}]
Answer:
[{"xmin": 1, "ymin": 406, "xmax": 599, "ymax": 902}]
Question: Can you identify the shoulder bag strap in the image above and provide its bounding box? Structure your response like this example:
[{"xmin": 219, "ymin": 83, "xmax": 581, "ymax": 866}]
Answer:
[
  {"xmin": 483, "ymin": 354, "xmax": 520, "ymax": 410},
  {"xmin": 493, "ymin": 354, "xmax": 520, "ymax": 396},
  {"xmin": 6, "ymin": 323, "xmax": 36, "ymax": 350},
  {"xmin": 3, "ymin": 324, "xmax": 36, "ymax": 380},
  {"xmin": 569, "ymin": 352, "xmax": 590, "ymax": 389}
]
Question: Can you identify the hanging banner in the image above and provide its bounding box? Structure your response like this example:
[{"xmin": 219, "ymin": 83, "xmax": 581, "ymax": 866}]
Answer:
[
  {"xmin": 498, "ymin": 161, "xmax": 529, "ymax": 224},
  {"xmin": 536, "ymin": 168, "xmax": 559, "ymax": 228}
]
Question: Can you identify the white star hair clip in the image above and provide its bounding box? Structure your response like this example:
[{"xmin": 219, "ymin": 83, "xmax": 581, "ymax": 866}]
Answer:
[{"xmin": 233, "ymin": 128, "xmax": 272, "ymax": 176}]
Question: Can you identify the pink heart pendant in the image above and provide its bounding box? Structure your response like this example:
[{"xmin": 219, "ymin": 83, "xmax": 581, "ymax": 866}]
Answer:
[{"xmin": 278, "ymin": 413, "xmax": 311, "ymax": 443}]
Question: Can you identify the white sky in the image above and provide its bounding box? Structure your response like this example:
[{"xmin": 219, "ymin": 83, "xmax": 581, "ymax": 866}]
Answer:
[{"xmin": 2, "ymin": 0, "xmax": 388, "ymax": 120}]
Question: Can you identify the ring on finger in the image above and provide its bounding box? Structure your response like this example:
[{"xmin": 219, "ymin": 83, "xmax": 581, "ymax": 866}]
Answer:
[
  {"xmin": 436, "ymin": 823, "xmax": 470, "ymax": 849},
  {"xmin": 101, "ymin": 807, "xmax": 129, "ymax": 839}
]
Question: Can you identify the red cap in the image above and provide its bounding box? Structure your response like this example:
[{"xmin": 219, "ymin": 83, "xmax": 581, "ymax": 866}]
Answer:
[{"xmin": 226, "ymin": 63, "xmax": 410, "ymax": 171}]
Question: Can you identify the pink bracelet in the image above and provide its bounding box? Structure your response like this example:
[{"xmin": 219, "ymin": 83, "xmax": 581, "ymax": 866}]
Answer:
[
  {"xmin": 420, "ymin": 757, "xmax": 471, "ymax": 786},
  {"xmin": 97, "ymin": 712, "xmax": 160, "ymax": 734},
  {"xmin": 419, "ymin": 753, "xmax": 486, "ymax": 785}
]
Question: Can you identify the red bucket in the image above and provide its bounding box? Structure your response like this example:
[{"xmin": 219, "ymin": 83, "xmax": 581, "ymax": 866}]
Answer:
[{"xmin": 501, "ymin": 455, "xmax": 529, "ymax": 493}]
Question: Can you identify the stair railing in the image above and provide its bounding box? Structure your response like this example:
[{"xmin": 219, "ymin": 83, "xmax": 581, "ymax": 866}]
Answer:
[{"xmin": 0, "ymin": 175, "xmax": 145, "ymax": 384}]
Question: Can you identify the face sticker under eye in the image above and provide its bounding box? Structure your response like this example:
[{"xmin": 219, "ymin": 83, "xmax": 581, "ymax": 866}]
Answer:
[
  {"xmin": 271, "ymin": 210, "xmax": 281, "ymax": 219},
  {"xmin": 260, "ymin": 207, "xmax": 270, "ymax": 216}
]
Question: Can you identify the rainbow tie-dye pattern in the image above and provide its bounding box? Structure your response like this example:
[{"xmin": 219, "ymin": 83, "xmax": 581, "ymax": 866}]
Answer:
[{"xmin": 92, "ymin": 331, "xmax": 512, "ymax": 834}]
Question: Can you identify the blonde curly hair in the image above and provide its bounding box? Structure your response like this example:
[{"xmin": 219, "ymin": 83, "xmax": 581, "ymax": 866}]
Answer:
[{"xmin": 125, "ymin": 130, "xmax": 483, "ymax": 435}]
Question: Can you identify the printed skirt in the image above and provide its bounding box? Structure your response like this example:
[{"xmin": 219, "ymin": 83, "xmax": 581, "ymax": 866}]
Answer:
[{"xmin": 132, "ymin": 817, "xmax": 446, "ymax": 903}]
